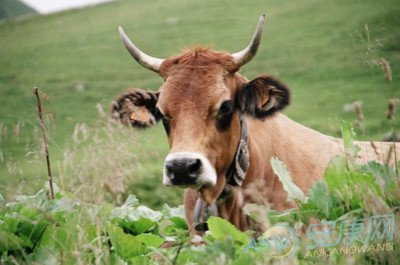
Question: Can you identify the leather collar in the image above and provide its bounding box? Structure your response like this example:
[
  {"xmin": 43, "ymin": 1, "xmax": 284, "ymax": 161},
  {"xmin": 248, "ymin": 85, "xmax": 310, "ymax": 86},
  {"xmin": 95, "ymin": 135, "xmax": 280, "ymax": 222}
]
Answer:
[
  {"xmin": 194, "ymin": 114, "xmax": 249, "ymax": 232},
  {"xmin": 226, "ymin": 114, "xmax": 250, "ymax": 186}
]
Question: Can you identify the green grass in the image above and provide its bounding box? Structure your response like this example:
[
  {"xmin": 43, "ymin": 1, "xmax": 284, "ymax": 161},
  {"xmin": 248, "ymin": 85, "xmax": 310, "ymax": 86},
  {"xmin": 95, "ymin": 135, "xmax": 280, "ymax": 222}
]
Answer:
[
  {"xmin": 0, "ymin": 143, "xmax": 399, "ymax": 264},
  {"xmin": 0, "ymin": 0, "xmax": 399, "ymax": 206}
]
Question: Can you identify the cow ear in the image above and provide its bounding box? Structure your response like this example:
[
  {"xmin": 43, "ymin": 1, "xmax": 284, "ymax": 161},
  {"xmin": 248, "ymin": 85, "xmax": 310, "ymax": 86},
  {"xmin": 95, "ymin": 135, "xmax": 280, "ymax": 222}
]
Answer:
[
  {"xmin": 111, "ymin": 89, "xmax": 160, "ymax": 128},
  {"xmin": 236, "ymin": 75, "xmax": 290, "ymax": 119}
]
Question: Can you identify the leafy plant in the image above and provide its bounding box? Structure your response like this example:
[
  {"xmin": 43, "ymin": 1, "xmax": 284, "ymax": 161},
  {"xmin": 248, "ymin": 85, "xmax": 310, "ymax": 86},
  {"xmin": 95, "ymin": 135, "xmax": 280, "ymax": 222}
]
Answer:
[
  {"xmin": 0, "ymin": 120, "xmax": 398, "ymax": 264},
  {"xmin": 270, "ymin": 156, "xmax": 307, "ymax": 203}
]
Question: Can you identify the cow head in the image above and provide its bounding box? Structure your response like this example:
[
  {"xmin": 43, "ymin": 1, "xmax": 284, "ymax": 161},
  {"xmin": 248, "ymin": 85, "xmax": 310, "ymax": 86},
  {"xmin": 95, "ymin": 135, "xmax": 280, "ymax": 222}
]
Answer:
[{"xmin": 111, "ymin": 15, "xmax": 290, "ymax": 204}]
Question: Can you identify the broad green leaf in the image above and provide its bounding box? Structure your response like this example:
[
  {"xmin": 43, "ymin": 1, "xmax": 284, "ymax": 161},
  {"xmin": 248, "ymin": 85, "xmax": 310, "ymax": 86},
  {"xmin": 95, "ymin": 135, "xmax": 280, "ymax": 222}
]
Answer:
[
  {"xmin": 40, "ymin": 224, "xmax": 78, "ymax": 252},
  {"xmin": 162, "ymin": 204, "xmax": 185, "ymax": 219},
  {"xmin": 0, "ymin": 231, "xmax": 31, "ymax": 252},
  {"xmin": 129, "ymin": 255, "xmax": 149, "ymax": 265},
  {"xmin": 322, "ymin": 157, "xmax": 384, "ymax": 218},
  {"xmin": 111, "ymin": 205, "xmax": 162, "ymax": 222},
  {"xmin": 108, "ymin": 253, "xmax": 129, "ymax": 265},
  {"xmin": 128, "ymin": 206, "xmax": 162, "ymax": 221},
  {"xmin": 14, "ymin": 189, "xmax": 47, "ymax": 208},
  {"xmin": 26, "ymin": 247, "xmax": 58, "ymax": 265},
  {"xmin": 54, "ymin": 227, "xmax": 69, "ymax": 248},
  {"xmin": 123, "ymin": 195, "xmax": 139, "ymax": 207},
  {"xmin": 362, "ymin": 161, "xmax": 400, "ymax": 205},
  {"xmin": 161, "ymin": 204, "xmax": 187, "ymax": 231},
  {"xmin": 2, "ymin": 213, "xmax": 19, "ymax": 233},
  {"xmin": 207, "ymin": 216, "xmax": 248, "ymax": 245},
  {"xmin": 121, "ymin": 218, "xmax": 156, "ymax": 235},
  {"xmin": 169, "ymin": 216, "xmax": 188, "ymax": 230},
  {"xmin": 352, "ymin": 171, "xmax": 382, "ymax": 196},
  {"xmin": 323, "ymin": 157, "xmax": 348, "ymax": 191},
  {"xmin": 270, "ymin": 157, "xmax": 307, "ymax": 203},
  {"xmin": 158, "ymin": 219, "xmax": 179, "ymax": 236},
  {"xmin": 324, "ymin": 158, "xmax": 382, "ymax": 196},
  {"xmin": 111, "ymin": 204, "xmax": 162, "ymax": 234},
  {"xmin": 305, "ymin": 182, "xmax": 335, "ymax": 219},
  {"xmin": 5, "ymin": 204, "xmax": 49, "ymax": 247},
  {"xmin": 361, "ymin": 161, "xmax": 396, "ymax": 189},
  {"xmin": 107, "ymin": 224, "xmax": 146, "ymax": 259},
  {"xmin": 136, "ymin": 233, "xmax": 165, "ymax": 248},
  {"xmin": 38, "ymin": 226, "xmax": 55, "ymax": 248},
  {"xmin": 45, "ymin": 197, "xmax": 78, "ymax": 212}
]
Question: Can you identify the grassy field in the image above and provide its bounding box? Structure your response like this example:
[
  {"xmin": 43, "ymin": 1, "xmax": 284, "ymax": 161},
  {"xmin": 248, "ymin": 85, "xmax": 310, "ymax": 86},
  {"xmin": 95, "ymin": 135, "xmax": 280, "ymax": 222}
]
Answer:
[{"xmin": 0, "ymin": 0, "xmax": 399, "ymax": 207}]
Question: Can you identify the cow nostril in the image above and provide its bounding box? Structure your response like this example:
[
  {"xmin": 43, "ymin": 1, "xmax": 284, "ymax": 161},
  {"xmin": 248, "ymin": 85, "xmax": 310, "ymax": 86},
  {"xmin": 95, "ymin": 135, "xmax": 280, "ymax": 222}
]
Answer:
[
  {"xmin": 188, "ymin": 159, "xmax": 202, "ymax": 176},
  {"xmin": 165, "ymin": 157, "xmax": 203, "ymax": 184}
]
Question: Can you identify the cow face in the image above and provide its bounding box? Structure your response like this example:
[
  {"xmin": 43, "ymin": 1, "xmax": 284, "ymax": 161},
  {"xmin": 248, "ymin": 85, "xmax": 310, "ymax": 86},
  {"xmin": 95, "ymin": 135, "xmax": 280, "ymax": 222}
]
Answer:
[
  {"xmin": 112, "ymin": 16, "xmax": 290, "ymax": 203},
  {"xmin": 157, "ymin": 50, "xmax": 242, "ymax": 202}
]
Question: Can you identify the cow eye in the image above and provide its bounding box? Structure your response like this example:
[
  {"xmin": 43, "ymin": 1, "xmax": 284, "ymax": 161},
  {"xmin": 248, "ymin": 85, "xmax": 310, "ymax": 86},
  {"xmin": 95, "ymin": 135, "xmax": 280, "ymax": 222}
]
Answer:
[
  {"xmin": 216, "ymin": 100, "xmax": 234, "ymax": 130},
  {"xmin": 219, "ymin": 100, "xmax": 233, "ymax": 115}
]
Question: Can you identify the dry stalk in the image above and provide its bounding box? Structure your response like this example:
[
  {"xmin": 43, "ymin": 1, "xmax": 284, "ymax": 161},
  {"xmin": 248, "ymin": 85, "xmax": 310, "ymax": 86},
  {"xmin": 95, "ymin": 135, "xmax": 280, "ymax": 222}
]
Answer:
[
  {"xmin": 343, "ymin": 101, "xmax": 364, "ymax": 129},
  {"xmin": 369, "ymin": 141, "xmax": 379, "ymax": 156},
  {"xmin": 394, "ymin": 141, "xmax": 398, "ymax": 178},
  {"xmin": 385, "ymin": 98, "xmax": 399, "ymax": 177},
  {"xmin": 386, "ymin": 98, "xmax": 400, "ymax": 120},
  {"xmin": 33, "ymin": 87, "xmax": 55, "ymax": 199},
  {"xmin": 378, "ymin": 58, "xmax": 392, "ymax": 84},
  {"xmin": 385, "ymin": 144, "xmax": 394, "ymax": 165},
  {"xmin": 353, "ymin": 101, "xmax": 364, "ymax": 129}
]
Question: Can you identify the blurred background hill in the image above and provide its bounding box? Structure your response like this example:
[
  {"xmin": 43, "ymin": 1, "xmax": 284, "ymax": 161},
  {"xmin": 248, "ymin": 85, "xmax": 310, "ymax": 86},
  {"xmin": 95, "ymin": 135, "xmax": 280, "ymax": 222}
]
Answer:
[
  {"xmin": 0, "ymin": 0, "xmax": 113, "ymax": 21},
  {"xmin": 0, "ymin": 0, "xmax": 36, "ymax": 20}
]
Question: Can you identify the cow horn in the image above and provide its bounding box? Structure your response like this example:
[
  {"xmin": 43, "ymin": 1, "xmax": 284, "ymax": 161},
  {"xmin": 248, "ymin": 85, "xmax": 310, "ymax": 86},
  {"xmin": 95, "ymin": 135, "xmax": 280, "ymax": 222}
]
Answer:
[
  {"xmin": 118, "ymin": 26, "xmax": 164, "ymax": 73},
  {"xmin": 231, "ymin": 15, "xmax": 266, "ymax": 68}
]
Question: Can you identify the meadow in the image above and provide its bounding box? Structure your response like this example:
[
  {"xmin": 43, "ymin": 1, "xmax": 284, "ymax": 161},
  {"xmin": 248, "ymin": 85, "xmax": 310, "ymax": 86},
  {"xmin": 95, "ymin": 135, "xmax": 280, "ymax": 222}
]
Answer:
[
  {"xmin": 0, "ymin": 0, "xmax": 400, "ymax": 264},
  {"xmin": 0, "ymin": 0, "xmax": 399, "ymax": 218}
]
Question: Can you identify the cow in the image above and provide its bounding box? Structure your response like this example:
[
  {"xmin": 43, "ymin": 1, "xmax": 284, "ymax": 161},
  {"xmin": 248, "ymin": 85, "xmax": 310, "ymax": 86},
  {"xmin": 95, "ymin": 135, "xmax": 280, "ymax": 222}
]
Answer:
[{"xmin": 111, "ymin": 15, "xmax": 399, "ymax": 232}]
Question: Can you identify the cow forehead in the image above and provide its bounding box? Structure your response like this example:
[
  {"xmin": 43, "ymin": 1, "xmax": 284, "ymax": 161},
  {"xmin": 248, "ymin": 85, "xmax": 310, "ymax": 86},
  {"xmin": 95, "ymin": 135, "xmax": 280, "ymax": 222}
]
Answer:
[
  {"xmin": 159, "ymin": 47, "xmax": 238, "ymax": 75},
  {"xmin": 157, "ymin": 48, "xmax": 237, "ymax": 115},
  {"xmin": 158, "ymin": 70, "xmax": 231, "ymax": 117}
]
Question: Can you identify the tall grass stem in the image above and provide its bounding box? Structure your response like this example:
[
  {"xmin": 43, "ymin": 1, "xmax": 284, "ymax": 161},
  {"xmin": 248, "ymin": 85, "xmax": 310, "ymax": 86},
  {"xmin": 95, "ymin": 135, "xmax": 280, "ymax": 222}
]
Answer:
[{"xmin": 33, "ymin": 87, "xmax": 55, "ymax": 200}]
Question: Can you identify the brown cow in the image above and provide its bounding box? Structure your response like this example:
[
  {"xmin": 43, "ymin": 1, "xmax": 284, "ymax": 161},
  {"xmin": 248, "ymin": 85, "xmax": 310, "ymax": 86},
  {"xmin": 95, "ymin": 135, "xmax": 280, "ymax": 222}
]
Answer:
[{"xmin": 111, "ymin": 16, "xmax": 399, "ymax": 232}]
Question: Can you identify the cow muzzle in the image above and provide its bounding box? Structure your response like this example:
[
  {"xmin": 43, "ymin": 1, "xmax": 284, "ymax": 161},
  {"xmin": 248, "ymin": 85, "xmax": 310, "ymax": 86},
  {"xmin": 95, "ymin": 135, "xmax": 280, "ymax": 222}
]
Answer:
[{"xmin": 163, "ymin": 152, "xmax": 217, "ymax": 187}]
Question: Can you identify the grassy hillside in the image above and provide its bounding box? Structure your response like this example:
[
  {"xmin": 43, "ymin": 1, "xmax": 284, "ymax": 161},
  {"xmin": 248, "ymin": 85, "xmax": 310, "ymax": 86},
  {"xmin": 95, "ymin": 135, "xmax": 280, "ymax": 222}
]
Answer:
[
  {"xmin": 0, "ymin": 0, "xmax": 36, "ymax": 20},
  {"xmin": 0, "ymin": 0, "xmax": 399, "ymax": 206}
]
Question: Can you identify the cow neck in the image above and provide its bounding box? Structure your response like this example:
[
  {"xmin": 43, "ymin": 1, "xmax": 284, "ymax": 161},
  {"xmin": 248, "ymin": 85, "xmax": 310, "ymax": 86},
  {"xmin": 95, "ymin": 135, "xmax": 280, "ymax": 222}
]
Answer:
[{"xmin": 194, "ymin": 113, "xmax": 249, "ymax": 232}]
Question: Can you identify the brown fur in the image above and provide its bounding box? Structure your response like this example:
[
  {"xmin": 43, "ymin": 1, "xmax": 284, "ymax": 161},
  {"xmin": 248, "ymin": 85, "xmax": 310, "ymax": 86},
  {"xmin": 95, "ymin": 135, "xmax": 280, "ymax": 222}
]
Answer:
[{"xmin": 113, "ymin": 47, "xmax": 399, "ymax": 231}]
